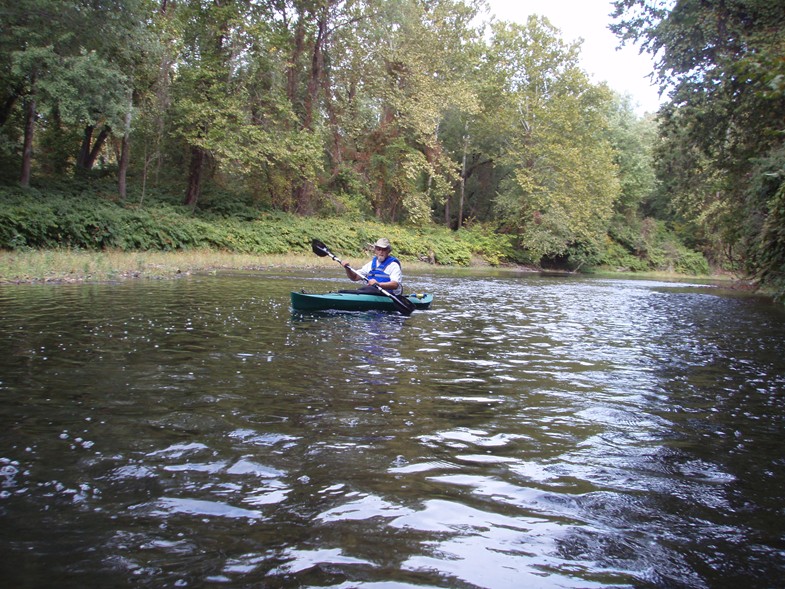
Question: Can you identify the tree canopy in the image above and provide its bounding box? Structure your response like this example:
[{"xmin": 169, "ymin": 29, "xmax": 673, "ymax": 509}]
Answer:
[
  {"xmin": 5, "ymin": 0, "xmax": 782, "ymax": 296},
  {"xmin": 612, "ymin": 0, "xmax": 785, "ymax": 296}
]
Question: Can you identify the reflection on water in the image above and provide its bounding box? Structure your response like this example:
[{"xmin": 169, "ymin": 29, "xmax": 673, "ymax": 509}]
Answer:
[{"xmin": 1, "ymin": 272, "xmax": 784, "ymax": 588}]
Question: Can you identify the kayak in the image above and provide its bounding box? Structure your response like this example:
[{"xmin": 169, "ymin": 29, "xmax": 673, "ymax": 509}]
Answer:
[{"xmin": 291, "ymin": 291, "xmax": 433, "ymax": 312}]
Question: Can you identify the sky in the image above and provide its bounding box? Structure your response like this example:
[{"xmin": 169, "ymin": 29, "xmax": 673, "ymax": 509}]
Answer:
[{"xmin": 483, "ymin": 0, "xmax": 664, "ymax": 114}]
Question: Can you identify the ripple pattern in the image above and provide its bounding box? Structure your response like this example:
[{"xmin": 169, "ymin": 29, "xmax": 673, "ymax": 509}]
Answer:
[{"xmin": 1, "ymin": 273, "xmax": 784, "ymax": 588}]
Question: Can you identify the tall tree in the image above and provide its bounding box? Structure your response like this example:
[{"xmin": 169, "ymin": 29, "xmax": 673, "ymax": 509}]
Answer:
[
  {"xmin": 346, "ymin": 0, "xmax": 483, "ymax": 223},
  {"xmin": 0, "ymin": 0, "xmax": 77, "ymax": 185},
  {"xmin": 488, "ymin": 17, "xmax": 620, "ymax": 262},
  {"xmin": 172, "ymin": 0, "xmax": 238, "ymax": 207},
  {"xmin": 612, "ymin": 0, "xmax": 785, "ymax": 294},
  {"xmin": 168, "ymin": 0, "xmax": 322, "ymax": 209}
]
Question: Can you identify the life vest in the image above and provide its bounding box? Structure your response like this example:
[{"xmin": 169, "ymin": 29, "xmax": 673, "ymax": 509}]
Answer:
[{"xmin": 367, "ymin": 255, "xmax": 401, "ymax": 286}]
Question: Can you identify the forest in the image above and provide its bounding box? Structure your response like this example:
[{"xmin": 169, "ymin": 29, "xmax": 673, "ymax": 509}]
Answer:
[{"xmin": 0, "ymin": 0, "xmax": 783, "ymax": 298}]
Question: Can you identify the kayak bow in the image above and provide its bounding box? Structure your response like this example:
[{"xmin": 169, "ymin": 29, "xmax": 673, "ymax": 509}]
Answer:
[{"xmin": 291, "ymin": 291, "xmax": 433, "ymax": 312}]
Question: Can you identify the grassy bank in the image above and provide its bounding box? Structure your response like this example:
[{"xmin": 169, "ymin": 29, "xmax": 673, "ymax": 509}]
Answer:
[
  {"xmin": 2, "ymin": 248, "xmax": 743, "ymax": 289},
  {"xmin": 0, "ymin": 249, "xmax": 326, "ymax": 283},
  {"xmin": 0, "ymin": 248, "xmax": 453, "ymax": 284},
  {"xmin": 1, "ymin": 185, "xmax": 737, "ymax": 291},
  {"xmin": 1, "ymin": 186, "xmax": 717, "ymax": 276}
]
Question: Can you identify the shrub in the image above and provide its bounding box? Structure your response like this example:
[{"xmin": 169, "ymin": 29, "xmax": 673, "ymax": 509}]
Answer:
[{"xmin": 1, "ymin": 184, "xmax": 710, "ymax": 276}]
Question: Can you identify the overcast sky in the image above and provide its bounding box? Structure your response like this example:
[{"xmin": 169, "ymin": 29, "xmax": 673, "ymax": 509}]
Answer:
[{"xmin": 483, "ymin": 0, "xmax": 664, "ymax": 114}]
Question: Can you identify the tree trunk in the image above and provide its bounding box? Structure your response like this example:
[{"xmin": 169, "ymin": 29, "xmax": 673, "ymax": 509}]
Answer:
[
  {"xmin": 303, "ymin": 7, "xmax": 327, "ymax": 130},
  {"xmin": 457, "ymin": 126, "xmax": 469, "ymax": 229},
  {"xmin": 291, "ymin": 5, "xmax": 329, "ymax": 215},
  {"xmin": 20, "ymin": 96, "xmax": 36, "ymax": 187},
  {"xmin": 77, "ymin": 125, "xmax": 110, "ymax": 171},
  {"xmin": 77, "ymin": 125, "xmax": 94, "ymax": 169},
  {"xmin": 86, "ymin": 126, "xmax": 110, "ymax": 169},
  {"xmin": 184, "ymin": 145, "xmax": 206, "ymax": 207},
  {"xmin": 287, "ymin": 18, "xmax": 306, "ymax": 105},
  {"xmin": 323, "ymin": 74, "xmax": 345, "ymax": 180},
  {"xmin": 118, "ymin": 111, "xmax": 132, "ymax": 200},
  {"xmin": 294, "ymin": 181, "xmax": 315, "ymax": 214}
]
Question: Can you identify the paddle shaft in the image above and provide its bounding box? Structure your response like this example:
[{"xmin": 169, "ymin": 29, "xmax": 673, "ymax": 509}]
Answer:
[{"xmin": 325, "ymin": 250, "xmax": 391, "ymax": 291}]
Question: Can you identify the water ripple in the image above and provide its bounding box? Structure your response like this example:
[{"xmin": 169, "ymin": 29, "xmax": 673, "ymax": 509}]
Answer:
[{"xmin": 1, "ymin": 274, "xmax": 784, "ymax": 588}]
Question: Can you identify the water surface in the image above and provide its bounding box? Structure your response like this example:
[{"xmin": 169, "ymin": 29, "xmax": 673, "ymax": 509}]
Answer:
[{"xmin": 1, "ymin": 270, "xmax": 784, "ymax": 588}]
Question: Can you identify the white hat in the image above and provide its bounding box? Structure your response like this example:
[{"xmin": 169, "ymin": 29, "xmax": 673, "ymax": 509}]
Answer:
[{"xmin": 373, "ymin": 238, "xmax": 392, "ymax": 250}]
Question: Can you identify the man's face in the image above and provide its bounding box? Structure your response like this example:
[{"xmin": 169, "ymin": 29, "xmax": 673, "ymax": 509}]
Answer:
[{"xmin": 375, "ymin": 246, "xmax": 390, "ymax": 261}]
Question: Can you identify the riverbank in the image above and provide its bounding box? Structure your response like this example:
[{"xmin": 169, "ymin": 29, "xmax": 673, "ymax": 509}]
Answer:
[
  {"xmin": 0, "ymin": 248, "xmax": 742, "ymax": 288},
  {"xmin": 0, "ymin": 248, "xmax": 461, "ymax": 284}
]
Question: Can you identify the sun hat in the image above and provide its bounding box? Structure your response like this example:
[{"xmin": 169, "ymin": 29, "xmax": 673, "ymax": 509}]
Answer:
[{"xmin": 373, "ymin": 238, "xmax": 392, "ymax": 250}]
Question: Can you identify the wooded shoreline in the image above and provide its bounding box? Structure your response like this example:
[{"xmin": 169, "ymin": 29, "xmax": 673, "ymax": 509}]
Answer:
[{"xmin": 2, "ymin": 1, "xmax": 783, "ymax": 302}]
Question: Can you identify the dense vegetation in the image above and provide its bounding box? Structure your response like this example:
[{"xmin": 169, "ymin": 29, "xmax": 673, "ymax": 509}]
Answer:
[
  {"xmin": 1, "ymin": 1, "xmax": 782, "ymax": 295},
  {"xmin": 0, "ymin": 183, "xmax": 513, "ymax": 266},
  {"xmin": 0, "ymin": 183, "xmax": 709, "ymax": 274},
  {"xmin": 612, "ymin": 0, "xmax": 785, "ymax": 298}
]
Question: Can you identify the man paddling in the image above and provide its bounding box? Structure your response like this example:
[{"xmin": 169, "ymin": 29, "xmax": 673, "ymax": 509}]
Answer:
[{"xmin": 342, "ymin": 238, "xmax": 403, "ymax": 295}]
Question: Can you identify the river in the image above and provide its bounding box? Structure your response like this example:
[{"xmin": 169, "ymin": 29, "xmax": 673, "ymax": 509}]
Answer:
[{"xmin": 1, "ymin": 269, "xmax": 784, "ymax": 588}]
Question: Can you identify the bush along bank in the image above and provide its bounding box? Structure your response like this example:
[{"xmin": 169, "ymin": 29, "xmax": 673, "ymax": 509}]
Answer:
[{"xmin": 0, "ymin": 185, "xmax": 709, "ymax": 275}]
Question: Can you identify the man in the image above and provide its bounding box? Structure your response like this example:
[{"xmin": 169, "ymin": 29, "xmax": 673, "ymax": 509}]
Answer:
[{"xmin": 342, "ymin": 238, "xmax": 403, "ymax": 295}]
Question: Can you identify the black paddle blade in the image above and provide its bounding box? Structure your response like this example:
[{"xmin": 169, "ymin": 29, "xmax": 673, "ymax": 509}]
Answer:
[
  {"xmin": 387, "ymin": 291, "xmax": 416, "ymax": 316},
  {"xmin": 311, "ymin": 239, "xmax": 329, "ymax": 257}
]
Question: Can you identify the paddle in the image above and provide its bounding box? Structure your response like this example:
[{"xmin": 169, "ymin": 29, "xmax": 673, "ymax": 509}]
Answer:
[{"xmin": 311, "ymin": 239, "xmax": 416, "ymax": 316}]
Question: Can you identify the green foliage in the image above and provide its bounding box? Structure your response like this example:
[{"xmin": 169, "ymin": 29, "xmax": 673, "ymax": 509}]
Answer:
[
  {"xmin": 320, "ymin": 167, "xmax": 375, "ymax": 221},
  {"xmin": 0, "ymin": 186, "xmax": 219, "ymax": 251},
  {"xmin": 423, "ymin": 236, "xmax": 472, "ymax": 266},
  {"xmin": 745, "ymin": 148, "xmax": 785, "ymax": 300},
  {"xmin": 487, "ymin": 18, "xmax": 621, "ymax": 255},
  {"xmin": 606, "ymin": 95, "xmax": 658, "ymax": 214},
  {"xmin": 455, "ymin": 225, "xmax": 518, "ymax": 266},
  {"xmin": 601, "ymin": 216, "xmax": 709, "ymax": 275},
  {"xmin": 0, "ymin": 187, "xmax": 511, "ymax": 267},
  {"xmin": 612, "ymin": 0, "xmax": 785, "ymax": 297},
  {"xmin": 598, "ymin": 236, "xmax": 650, "ymax": 272},
  {"xmin": 319, "ymin": 192, "xmax": 371, "ymax": 221},
  {"xmin": 39, "ymin": 50, "xmax": 131, "ymax": 130}
]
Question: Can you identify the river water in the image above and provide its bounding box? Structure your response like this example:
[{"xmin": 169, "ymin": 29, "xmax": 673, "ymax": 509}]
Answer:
[{"xmin": 1, "ymin": 269, "xmax": 784, "ymax": 588}]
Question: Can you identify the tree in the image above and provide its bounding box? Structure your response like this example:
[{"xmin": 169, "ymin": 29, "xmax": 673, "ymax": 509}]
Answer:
[
  {"xmin": 487, "ymin": 18, "xmax": 621, "ymax": 262},
  {"xmin": 0, "ymin": 0, "xmax": 80, "ymax": 185},
  {"xmin": 612, "ymin": 0, "xmax": 785, "ymax": 294},
  {"xmin": 321, "ymin": 0, "xmax": 483, "ymax": 224},
  {"xmin": 606, "ymin": 94, "xmax": 657, "ymax": 216},
  {"xmin": 164, "ymin": 0, "xmax": 324, "ymax": 209},
  {"xmin": 0, "ymin": 0, "xmax": 155, "ymax": 187},
  {"xmin": 170, "ymin": 0, "xmax": 242, "ymax": 208}
]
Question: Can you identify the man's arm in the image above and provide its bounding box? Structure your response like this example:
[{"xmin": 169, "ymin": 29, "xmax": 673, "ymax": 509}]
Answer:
[{"xmin": 344, "ymin": 261, "xmax": 369, "ymax": 281}]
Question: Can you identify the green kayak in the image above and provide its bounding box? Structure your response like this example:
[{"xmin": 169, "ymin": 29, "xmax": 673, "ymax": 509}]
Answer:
[{"xmin": 291, "ymin": 291, "xmax": 433, "ymax": 312}]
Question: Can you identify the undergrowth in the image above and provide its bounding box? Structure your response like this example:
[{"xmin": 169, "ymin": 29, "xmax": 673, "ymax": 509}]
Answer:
[{"xmin": 0, "ymin": 183, "xmax": 709, "ymax": 274}]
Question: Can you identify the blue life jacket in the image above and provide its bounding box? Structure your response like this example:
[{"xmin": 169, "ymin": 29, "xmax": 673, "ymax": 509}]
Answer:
[{"xmin": 367, "ymin": 255, "xmax": 401, "ymax": 285}]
